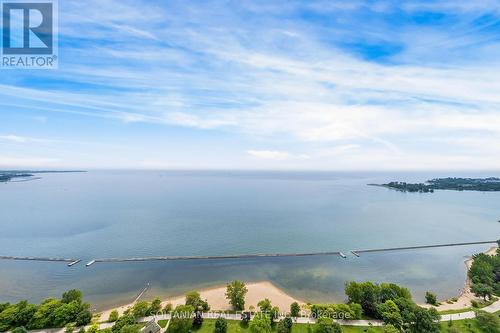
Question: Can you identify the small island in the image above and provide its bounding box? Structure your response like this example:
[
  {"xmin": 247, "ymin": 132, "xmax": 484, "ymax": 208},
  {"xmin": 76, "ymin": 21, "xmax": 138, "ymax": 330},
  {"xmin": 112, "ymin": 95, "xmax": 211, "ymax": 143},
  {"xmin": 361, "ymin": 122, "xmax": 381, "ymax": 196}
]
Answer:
[{"xmin": 371, "ymin": 177, "xmax": 500, "ymax": 193}]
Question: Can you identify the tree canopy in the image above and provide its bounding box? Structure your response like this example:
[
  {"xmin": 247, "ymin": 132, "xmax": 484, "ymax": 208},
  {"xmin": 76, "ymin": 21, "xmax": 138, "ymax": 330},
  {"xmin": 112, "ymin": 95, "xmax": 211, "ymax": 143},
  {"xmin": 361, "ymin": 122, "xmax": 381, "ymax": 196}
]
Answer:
[
  {"xmin": 225, "ymin": 281, "xmax": 248, "ymax": 311},
  {"xmin": 0, "ymin": 290, "xmax": 92, "ymax": 332}
]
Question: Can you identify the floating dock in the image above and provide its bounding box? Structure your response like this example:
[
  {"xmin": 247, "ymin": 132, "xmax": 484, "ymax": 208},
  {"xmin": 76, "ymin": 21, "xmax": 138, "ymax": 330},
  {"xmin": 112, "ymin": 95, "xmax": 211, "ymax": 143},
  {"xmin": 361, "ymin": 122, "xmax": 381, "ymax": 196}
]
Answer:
[{"xmin": 67, "ymin": 259, "xmax": 81, "ymax": 267}]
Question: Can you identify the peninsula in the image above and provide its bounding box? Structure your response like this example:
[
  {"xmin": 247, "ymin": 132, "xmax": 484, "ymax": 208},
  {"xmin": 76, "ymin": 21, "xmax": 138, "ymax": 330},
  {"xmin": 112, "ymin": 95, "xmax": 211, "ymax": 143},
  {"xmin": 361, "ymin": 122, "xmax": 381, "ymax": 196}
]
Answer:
[
  {"xmin": 0, "ymin": 170, "xmax": 86, "ymax": 183},
  {"xmin": 371, "ymin": 177, "xmax": 500, "ymax": 193}
]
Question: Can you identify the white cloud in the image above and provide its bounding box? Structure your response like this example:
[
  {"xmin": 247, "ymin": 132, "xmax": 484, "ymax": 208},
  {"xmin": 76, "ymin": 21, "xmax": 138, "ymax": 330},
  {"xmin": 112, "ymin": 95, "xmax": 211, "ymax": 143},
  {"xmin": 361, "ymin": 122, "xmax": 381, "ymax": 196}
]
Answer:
[
  {"xmin": 0, "ymin": 156, "xmax": 60, "ymax": 168},
  {"xmin": 247, "ymin": 150, "xmax": 309, "ymax": 161},
  {"xmin": 0, "ymin": 135, "xmax": 50, "ymax": 143},
  {"xmin": 1, "ymin": 0, "xmax": 500, "ymax": 169}
]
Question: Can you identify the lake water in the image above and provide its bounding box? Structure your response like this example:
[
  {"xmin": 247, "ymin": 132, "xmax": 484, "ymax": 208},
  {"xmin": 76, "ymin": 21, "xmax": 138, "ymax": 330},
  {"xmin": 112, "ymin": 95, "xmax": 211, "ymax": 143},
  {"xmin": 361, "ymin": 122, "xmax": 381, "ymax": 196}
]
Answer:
[{"xmin": 0, "ymin": 170, "xmax": 499, "ymax": 310}]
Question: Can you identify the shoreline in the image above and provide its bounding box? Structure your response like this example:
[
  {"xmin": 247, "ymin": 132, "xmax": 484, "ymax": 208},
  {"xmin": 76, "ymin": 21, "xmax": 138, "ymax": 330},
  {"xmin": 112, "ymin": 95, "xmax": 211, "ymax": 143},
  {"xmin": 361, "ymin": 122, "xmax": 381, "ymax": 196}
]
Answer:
[
  {"xmin": 99, "ymin": 281, "xmax": 304, "ymax": 321},
  {"xmin": 420, "ymin": 245, "xmax": 498, "ymax": 311},
  {"xmin": 98, "ymin": 245, "xmax": 498, "ymax": 320}
]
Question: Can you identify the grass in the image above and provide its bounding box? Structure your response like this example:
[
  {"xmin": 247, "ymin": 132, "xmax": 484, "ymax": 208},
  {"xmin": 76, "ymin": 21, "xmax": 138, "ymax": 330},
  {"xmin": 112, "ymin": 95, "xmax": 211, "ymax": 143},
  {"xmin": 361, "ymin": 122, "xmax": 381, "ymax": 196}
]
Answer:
[
  {"xmin": 159, "ymin": 319, "xmax": 384, "ymax": 333},
  {"xmin": 439, "ymin": 318, "xmax": 484, "ymax": 333}
]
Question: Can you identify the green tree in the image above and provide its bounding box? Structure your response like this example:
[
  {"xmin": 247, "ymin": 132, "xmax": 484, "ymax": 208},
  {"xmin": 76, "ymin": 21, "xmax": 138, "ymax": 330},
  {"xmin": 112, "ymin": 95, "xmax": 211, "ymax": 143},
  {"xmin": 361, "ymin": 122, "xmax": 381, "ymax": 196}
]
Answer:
[
  {"xmin": 65, "ymin": 323, "xmax": 75, "ymax": 333},
  {"xmin": 169, "ymin": 305, "xmax": 194, "ymax": 333},
  {"xmin": 475, "ymin": 311, "xmax": 500, "ymax": 333},
  {"xmin": 62, "ymin": 290, "xmax": 83, "ymax": 304},
  {"xmin": 75, "ymin": 306, "xmax": 92, "ymax": 327},
  {"xmin": 108, "ymin": 310, "xmax": 119, "ymax": 322},
  {"xmin": 132, "ymin": 301, "xmax": 149, "ymax": 318},
  {"xmin": 249, "ymin": 315, "xmax": 272, "ymax": 333},
  {"xmin": 348, "ymin": 303, "xmax": 362, "ymax": 319},
  {"xmin": 277, "ymin": 317, "xmax": 293, "ymax": 333},
  {"xmin": 290, "ymin": 302, "xmax": 300, "ymax": 317},
  {"xmin": 87, "ymin": 323, "xmax": 99, "ymax": 333},
  {"xmin": 149, "ymin": 298, "xmax": 162, "ymax": 315},
  {"xmin": 314, "ymin": 318, "xmax": 342, "ymax": 333},
  {"xmin": 376, "ymin": 300, "xmax": 402, "ymax": 330},
  {"xmin": 29, "ymin": 299, "xmax": 62, "ymax": 329},
  {"xmin": 192, "ymin": 311, "xmax": 203, "ymax": 329},
  {"xmin": 163, "ymin": 303, "xmax": 173, "ymax": 313},
  {"xmin": 112, "ymin": 314, "xmax": 136, "ymax": 333},
  {"xmin": 257, "ymin": 299, "xmax": 272, "ymax": 313},
  {"xmin": 271, "ymin": 306, "xmax": 280, "ymax": 324},
  {"xmin": 225, "ymin": 281, "xmax": 248, "ymax": 311},
  {"xmin": 382, "ymin": 325, "xmax": 399, "ymax": 333},
  {"xmin": 471, "ymin": 283, "xmax": 493, "ymax": 300},
  {"xmin": 345, "ymin": 282, "xmax": 380, "ymax": 317},
  {"xmin": 214, "ymin": 317, "xmax": 227, "ymax": 333},
  {"xmin": 185, "ymin": 291, "xmax": 209, "ymax": 311},
  {"xmin": 11, "ymin": 327, "xmax": 28, "ymax": 333},
  {"xmin": 406, "ymin": 307, "xmax": 440, "ymax": 333},
  {"xmin": 425, "ymin": 292, "xmax": 438, "ymax": 306}
]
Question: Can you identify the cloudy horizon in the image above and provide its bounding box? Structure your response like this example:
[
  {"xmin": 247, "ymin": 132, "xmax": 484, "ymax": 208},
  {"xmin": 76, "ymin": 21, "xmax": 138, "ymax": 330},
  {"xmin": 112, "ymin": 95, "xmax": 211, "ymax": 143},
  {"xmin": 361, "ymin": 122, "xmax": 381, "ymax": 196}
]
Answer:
[{"xmin": 1, "ymin": 0, "xmax": 500, "ymax": 170}]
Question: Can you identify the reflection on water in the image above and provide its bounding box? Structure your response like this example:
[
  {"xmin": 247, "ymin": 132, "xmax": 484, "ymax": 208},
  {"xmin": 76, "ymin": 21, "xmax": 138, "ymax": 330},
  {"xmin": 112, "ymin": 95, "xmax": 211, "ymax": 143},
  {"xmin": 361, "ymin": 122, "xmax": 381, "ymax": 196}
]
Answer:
[
  {"xmin": 0, "ymin": 245, "xmax": 491, "ymax": 310},
  {"xmin": 0, "ymin": 170, "xmax": 499, "ymax": 308}
]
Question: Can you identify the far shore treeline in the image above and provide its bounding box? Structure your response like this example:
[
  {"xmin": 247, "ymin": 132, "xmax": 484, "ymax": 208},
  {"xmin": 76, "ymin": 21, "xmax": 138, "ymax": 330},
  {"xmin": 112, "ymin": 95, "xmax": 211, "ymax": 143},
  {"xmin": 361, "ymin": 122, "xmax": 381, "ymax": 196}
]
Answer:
[{"xmin": 372, "ymin": 177, "xmax": 500, "ymax": 193}]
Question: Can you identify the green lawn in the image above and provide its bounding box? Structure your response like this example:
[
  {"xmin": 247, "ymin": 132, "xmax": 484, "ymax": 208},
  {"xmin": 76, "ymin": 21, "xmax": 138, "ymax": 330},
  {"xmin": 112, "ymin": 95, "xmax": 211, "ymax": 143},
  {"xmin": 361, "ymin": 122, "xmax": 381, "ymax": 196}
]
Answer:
[
  {"xmin": 439, "ymin": 318, "xmax": 485, "ymax": 333},
  {"xmin": 157, "ymin": 317, "xmax": 500, "ymax": 333},
  {"xmin": 159, "ymin": 319, "xmax": 382, "ymax": 333}
]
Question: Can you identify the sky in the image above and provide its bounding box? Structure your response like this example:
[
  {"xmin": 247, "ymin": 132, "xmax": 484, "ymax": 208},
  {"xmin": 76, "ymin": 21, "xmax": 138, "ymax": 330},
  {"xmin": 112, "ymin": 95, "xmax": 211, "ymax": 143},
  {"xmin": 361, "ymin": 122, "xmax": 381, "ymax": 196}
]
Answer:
[{"xmin": 1, "ymin": 0, "xmax": 500, "ymax": 170}]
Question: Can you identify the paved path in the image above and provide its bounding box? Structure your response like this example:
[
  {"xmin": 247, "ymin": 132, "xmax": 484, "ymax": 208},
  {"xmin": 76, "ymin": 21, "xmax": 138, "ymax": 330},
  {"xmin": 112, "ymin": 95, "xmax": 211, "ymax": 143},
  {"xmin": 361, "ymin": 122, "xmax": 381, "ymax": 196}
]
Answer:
[
  {"xmin": 440, "ymin": 298, "xmax": 500, "ymax": 322},
  {"xmin": 17, "ymin": 298, "xmax": 500, "ymax": 333}
]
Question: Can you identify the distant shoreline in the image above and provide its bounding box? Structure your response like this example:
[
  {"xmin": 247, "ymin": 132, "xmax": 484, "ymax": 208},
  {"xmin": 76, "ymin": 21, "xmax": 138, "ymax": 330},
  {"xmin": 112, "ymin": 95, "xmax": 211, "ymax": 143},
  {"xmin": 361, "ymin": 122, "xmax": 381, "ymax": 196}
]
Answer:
[{"xmin": 0, "ymin": 170, "xmax": 86, "ymax": 183}]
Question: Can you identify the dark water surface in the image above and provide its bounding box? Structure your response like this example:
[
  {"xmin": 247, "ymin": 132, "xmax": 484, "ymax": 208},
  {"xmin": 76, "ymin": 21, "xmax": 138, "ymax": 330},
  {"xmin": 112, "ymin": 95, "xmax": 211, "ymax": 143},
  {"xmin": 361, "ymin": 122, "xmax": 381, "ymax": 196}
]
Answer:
[{"xmin": 0, "ymin": 170, "xmax": 499, "ymax": 309}]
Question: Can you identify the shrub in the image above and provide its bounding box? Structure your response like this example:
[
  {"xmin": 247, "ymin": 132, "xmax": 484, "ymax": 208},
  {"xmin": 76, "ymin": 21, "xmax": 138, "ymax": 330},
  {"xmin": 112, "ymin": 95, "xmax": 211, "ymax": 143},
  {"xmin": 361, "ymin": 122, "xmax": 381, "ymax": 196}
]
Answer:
[
  {"xmin": 214, "ymin": 317, "xmax": 227, "ymax": 333},
  {"xmin": 169, "ymin": 305, "xmax": 194, "ymax": 333},
  {"xmin": 425, "ymin": 292, "xmax": 438, "ymax": 306},
  {"xmin": 249, "ymin": 314, "xmax": 272, "ymax": 333},
  {"xmin": 314, "ymin": 318, "xmax": 342, "ymax": 333},
  {"xmin": 108, "ymin": 310, "xmax": 119, "ymax": 322}
]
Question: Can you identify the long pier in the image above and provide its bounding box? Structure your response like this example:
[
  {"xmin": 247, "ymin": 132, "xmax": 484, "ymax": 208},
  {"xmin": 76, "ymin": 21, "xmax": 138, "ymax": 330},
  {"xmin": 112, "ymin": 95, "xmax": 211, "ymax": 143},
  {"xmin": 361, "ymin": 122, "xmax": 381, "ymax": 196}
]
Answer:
[
  {"xmin": 0, "ymin": 255, "xmax": 77, "ymax": 263},
  {"xmin": 1, "ymin": 240, "xmax": 497, "ymax": 267},
  {"xmin": 90, "ymin": 240, "xmax": 497, "ymax": 265},
  {"xmin": 93, "ymin": 250, "xmax": 344, "ymax": 263},
  {"xmin": 352, "ymin": 240, "xmax": 498, "ymax": 255}
]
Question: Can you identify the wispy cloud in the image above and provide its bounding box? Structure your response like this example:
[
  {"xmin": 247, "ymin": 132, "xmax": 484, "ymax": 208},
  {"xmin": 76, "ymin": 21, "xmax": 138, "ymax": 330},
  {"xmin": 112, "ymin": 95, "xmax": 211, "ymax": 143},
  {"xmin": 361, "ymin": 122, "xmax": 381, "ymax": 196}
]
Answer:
[
  {"xmin": 247, "ymin": 150, "xmax": 309, "ymax": 161},
  {"xmin": 0, "ymin": 135, "xmax": 51, "ymax": 143},
  {"xmin": 1, "ymin": 0, "xmax": 499, "ymax": 169}
]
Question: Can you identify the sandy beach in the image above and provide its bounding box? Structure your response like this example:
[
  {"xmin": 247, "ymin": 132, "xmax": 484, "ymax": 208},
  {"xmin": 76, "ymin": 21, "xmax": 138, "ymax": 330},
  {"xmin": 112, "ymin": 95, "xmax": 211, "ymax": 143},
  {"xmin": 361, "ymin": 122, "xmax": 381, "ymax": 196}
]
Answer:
[
  {"xmin": 99, "ymin": 281, "xmax": 304, "ymax": 321},
  {"xmin": 99, "ymin": 245, "xmax": 498, "ymax": 320},
  {"xmin": 421, "ymin": 245, "xmax": 498, "ymax": 311}
]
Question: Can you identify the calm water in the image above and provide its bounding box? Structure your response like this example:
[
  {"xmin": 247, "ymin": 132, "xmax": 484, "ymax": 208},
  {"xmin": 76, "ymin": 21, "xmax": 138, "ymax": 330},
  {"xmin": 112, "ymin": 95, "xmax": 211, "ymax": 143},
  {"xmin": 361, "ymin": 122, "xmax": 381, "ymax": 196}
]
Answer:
[{"xmin": 0, "ymin": 170, "xmax": 499, "ymax": 309}]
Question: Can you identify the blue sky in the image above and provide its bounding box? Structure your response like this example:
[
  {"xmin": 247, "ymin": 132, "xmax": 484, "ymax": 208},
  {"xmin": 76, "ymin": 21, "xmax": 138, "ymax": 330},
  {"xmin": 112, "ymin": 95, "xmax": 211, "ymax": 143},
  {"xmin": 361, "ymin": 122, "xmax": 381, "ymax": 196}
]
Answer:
[{"xmin": 1, "ymin": 0, "xmax": 500, "ymax": 170}]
